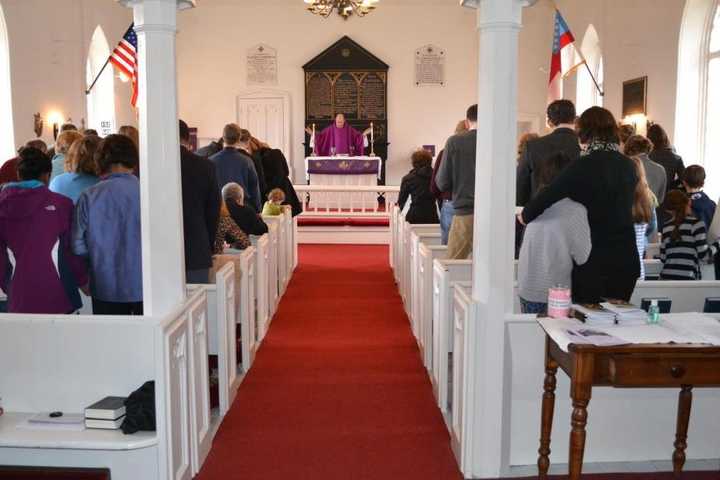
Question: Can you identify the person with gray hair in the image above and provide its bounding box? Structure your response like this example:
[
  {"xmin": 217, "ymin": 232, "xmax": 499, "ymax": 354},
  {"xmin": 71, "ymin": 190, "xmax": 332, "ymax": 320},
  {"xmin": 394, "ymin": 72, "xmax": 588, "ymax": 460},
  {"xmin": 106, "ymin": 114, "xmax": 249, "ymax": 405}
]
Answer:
[{"xmin": 222, "ymin": 182, "xmax": 268, "ymax": 236}]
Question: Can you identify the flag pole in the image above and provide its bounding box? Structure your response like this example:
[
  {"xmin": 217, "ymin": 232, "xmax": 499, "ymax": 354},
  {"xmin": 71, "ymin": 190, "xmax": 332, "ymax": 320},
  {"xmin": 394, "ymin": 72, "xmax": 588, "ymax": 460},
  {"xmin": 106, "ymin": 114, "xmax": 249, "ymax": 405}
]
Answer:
[
  {"xmin": 582, "ymin": 61, "xmax": 604, "ymax": 97},
  {"xmin": 85, "ymin": 56, "xmax": 113, "ymax": 95},
  {"xmin": 551, "ymin": 4, "xmax": 605, "ymax": 97}
]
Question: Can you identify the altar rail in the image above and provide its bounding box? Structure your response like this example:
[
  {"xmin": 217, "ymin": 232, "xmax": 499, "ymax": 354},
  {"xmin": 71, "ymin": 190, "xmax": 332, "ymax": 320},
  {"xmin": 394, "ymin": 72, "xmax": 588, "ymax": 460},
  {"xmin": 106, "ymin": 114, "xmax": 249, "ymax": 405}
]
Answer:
[{"xmin": 294, "ymin": 184, "xmax": 400, "ymax": 217}]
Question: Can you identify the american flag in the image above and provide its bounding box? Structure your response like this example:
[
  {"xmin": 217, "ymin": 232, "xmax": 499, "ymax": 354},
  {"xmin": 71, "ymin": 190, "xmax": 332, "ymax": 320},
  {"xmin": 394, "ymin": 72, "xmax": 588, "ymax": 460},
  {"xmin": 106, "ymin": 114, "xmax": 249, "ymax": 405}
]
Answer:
[
  {"xmin": 548, "ymin": 10, "xmax": 584, "ymax": 103},
  {"xmin": 110, "ymin": 24, "xmax": 139, "ymax": 107}
]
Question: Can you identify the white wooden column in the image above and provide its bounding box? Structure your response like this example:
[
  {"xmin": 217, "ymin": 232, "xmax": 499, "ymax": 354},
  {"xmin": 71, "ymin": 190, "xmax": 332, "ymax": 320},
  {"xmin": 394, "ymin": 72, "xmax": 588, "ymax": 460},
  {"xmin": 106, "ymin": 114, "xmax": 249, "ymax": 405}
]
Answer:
[
  {"xmin": 118, "ymin": 0, "xmax": 196, "ymax": 316},
  {"xmin": 461, "ymin": 0, "xmax": 536, "ymax": 477}
]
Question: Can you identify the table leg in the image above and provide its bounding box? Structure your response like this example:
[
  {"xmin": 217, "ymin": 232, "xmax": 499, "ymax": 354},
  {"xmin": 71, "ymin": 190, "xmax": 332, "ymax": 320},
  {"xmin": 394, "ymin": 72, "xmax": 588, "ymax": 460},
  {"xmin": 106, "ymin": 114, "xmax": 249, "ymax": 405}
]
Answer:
[
  {"xmin": 568, "ymin": 396, "xmax": 590, "ymax": 480},
  {"xmin": 568, "ymin": 353, "xmax": 593, "ymax": 480},
  {"xmin": 537, "ymin": 358, "xmax": 558, "ymax": 479},
  {"xmin": 673, "ymin": 385, "xmax": 693, "ymax": 475}
]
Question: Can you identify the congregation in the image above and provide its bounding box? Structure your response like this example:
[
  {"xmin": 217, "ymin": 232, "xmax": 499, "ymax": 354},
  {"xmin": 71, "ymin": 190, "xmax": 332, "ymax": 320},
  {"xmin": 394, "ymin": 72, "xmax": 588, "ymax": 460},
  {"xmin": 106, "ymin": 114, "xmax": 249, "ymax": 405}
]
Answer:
[
  {"xmin": 398, "ymin": 99, "xmax": 720, "ymax": 314},
  {"xmin": 0, "ymin": 120, "xmax": 301, "ymax": 315}
]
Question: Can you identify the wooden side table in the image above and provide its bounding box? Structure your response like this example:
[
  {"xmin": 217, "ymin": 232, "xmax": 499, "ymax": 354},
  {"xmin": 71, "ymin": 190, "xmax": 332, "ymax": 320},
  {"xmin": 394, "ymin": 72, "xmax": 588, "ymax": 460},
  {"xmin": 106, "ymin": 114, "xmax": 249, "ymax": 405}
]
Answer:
[{"xmin": 537, "ymin": 335, "xmax": 720, "ymax": 479}]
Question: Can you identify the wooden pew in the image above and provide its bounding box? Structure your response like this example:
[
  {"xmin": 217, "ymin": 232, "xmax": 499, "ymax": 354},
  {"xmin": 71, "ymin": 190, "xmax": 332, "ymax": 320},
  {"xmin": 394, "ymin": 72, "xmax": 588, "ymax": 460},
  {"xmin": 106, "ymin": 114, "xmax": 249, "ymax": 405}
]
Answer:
[
  {"xmin": 431, "ymin": 259, "xmax": 472, "ymax": 416},
  {"xmin": 393, "ymin": 207, "xmax": 405, "ymax": 283},
  {"xmin": 213, "ymin": 247, "xmax": 258, "ymax": 376},
  {"xmin": 450, "ymin": 282, "xmax": 474, "ymax": 451},
  {"xmin": 188, "ymin": 262, "xmax": 239, "ymax": 417},
  {"xmin": 402, "ymin": 224, "xmax": 440, "ymax": 313},
  {"xmin": 282, "ymin": 206, "xmax": 296, "ymax": 282},
  {"xmin": 251, "ymin": 234, "xmax": 270, "ymax": 342},
  {"xmin": 0, "ymin": 289, "xmax": 212, "ymax": 479},
  {"xmin": 630, "ymin": 280, "xmax": 720, "ymax": 312},
  {"xmin": 410, "ymin": 231, "xmax": 442, "ymax": 342},
  {"xmin": 418, "ymin": 244, "xmax": 448, "ymax": 370},
  {"xmin": 264, "ymin": 221, "xmax": 280, "ymax": 318},
  {"xmin": 263, "ymin": 215, "xmax": 287, "ymax": 299}
]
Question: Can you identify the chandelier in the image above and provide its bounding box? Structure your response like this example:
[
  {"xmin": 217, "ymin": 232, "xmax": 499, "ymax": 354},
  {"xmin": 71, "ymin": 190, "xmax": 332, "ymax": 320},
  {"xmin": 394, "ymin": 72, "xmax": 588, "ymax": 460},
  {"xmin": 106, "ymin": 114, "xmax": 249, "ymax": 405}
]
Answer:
[{"xmin": 304, "ymin": 0, "xmax": 379, "ymax": 19}]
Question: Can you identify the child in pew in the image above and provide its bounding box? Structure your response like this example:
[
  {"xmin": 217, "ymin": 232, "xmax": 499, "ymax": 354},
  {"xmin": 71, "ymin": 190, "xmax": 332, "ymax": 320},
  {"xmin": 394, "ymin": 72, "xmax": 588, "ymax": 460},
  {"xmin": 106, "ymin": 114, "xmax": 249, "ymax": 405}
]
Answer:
[
  {"xmin": 682, "ymin": 165, "xmax": 716, "ymax": 230},
  {"xmin": 660, "ymin": 190, "xmax": 720, "ymax": 280},
  {"xmin": 517, "ymin": 152, "xmax": 591, "ymax": 314},
  {"xmin": 262, "ymin": 188, "xmax": 285, "ymax": 216},
  {"xmin": 629, "ymin": 155, "xmax": 657, "ymax": 279}
]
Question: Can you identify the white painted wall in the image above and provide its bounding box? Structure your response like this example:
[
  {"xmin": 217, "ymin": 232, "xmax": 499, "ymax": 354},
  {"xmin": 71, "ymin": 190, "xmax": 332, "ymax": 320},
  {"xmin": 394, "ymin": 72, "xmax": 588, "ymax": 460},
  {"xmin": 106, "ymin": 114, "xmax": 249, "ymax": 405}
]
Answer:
[
  {"xmin": 1, "ymin": 0, "xmax": 689, "ymax": 181},
  {"xmin": 554, "ymin": 0, "xmax": 686, "ymax": 141},
  {"xmin": 175, "ymin": 0, "xmax": 479, "ymax": 184},
  {"xmin": 1, "ymin": 0, "xmax": 134, "ymax": 149}
]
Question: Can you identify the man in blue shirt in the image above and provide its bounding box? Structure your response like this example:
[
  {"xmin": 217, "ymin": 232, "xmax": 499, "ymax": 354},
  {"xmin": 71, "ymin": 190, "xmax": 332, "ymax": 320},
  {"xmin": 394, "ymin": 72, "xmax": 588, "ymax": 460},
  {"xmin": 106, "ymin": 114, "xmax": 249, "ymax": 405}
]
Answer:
[
  {"xmin": 210, "ymin": 124, "xmax": 261, "ymax": 212},
  {"xmin": 72, "ymin": 134, "xmax": 143, "ymax": 315}
]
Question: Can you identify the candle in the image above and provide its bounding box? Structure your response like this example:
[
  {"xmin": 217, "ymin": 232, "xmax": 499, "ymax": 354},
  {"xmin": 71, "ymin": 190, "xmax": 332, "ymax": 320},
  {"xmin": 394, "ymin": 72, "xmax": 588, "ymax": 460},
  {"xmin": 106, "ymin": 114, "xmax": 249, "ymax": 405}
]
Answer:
[
  {"xmin": 311, "ymin": 123, "xmax": 316, "ymax": 155},
  {"xmin": 370, "ymin": 122, "xmax": 375, "ymax": 157}
]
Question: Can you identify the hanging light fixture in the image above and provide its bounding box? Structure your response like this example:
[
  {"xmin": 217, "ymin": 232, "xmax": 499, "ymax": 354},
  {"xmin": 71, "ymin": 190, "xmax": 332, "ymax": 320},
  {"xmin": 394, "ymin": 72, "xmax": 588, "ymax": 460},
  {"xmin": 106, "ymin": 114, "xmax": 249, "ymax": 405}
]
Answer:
[{"xmin": 304, "ymin": 0, "xmax": 379, "ymax": 20}]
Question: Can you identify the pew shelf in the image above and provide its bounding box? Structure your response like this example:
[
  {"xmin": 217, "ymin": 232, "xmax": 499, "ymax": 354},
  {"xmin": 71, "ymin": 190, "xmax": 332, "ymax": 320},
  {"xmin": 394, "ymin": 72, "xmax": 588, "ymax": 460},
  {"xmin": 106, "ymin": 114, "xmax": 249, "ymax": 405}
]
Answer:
[{"xmin": 0, "ymin": 412, "xmax": 157, "ymax": 450}]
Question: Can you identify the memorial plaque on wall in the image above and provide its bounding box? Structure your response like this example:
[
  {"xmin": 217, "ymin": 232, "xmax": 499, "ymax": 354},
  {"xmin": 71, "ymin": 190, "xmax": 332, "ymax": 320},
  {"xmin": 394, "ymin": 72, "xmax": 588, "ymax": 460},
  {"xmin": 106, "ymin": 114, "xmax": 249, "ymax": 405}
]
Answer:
[
  {"xmin": 415, "ymin": 44, "xmax": 445, "ymax": 86},
  {"xmin": 247, "ymin": 43, "xmax": 278, "ymax": 86},
  {"xmin": 303, "ymin": 36, "xmax": 390, "ymax": 183}
]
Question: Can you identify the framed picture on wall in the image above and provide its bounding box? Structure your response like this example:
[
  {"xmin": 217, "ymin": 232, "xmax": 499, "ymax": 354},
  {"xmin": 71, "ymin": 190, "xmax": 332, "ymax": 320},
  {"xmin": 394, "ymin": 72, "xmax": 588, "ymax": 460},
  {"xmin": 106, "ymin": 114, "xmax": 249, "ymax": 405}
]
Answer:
[{"xmin": 622, "ymin": 76, "xmax": 648, "ymax": 117}]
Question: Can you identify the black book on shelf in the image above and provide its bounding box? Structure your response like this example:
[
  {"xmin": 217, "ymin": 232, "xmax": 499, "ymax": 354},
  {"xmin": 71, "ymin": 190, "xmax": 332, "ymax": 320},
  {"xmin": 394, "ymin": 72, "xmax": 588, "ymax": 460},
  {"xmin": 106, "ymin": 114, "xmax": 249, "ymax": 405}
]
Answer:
[
  {"xmin": 85, "ymin": 416, "xmax": 126, "ymax": 430},
  {"xmin": 85, "ymin": 396, "xmax": 127, "ymax": 421}
]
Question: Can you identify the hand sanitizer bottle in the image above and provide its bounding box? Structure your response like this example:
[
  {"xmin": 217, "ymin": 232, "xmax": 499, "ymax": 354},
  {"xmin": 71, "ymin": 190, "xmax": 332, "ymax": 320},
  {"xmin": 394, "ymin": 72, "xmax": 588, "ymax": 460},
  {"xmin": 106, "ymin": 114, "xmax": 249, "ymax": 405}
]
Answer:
[{"xmin": 647, "ymin": 299, "xmax": 660, "ymax": 325}]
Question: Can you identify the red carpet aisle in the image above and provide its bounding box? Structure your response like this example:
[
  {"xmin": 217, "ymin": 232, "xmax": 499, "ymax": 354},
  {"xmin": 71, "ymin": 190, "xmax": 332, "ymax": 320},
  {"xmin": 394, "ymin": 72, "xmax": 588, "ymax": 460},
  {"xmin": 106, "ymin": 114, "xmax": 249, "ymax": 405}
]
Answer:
[{"xmin": 196, "ymin": 245, "xmax": 464, "ymax": 480}]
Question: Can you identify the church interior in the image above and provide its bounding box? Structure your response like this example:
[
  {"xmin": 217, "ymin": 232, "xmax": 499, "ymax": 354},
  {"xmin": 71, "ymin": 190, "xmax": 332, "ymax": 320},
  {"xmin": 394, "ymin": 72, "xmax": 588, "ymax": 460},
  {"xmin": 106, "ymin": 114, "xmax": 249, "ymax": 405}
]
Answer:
[{"xmin": 1, "ymin": 0, "xmax": 720, "ymax": 479}]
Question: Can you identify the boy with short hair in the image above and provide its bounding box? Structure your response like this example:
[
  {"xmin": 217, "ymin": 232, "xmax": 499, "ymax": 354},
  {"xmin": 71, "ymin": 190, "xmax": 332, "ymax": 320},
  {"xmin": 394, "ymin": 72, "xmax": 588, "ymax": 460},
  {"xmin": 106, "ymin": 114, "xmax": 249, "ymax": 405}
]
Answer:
[{"xmin": 683, "ymin": 165, "xmax": 716, "ymax": 229}]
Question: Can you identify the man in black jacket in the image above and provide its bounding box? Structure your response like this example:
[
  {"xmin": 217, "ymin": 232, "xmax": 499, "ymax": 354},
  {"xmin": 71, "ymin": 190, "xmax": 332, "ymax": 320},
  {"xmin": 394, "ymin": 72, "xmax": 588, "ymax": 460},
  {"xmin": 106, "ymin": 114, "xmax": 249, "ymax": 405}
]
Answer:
[
  {"xmin": 516, "ymin": 100, "xmax": 580, "ymax": 206},
  {"xmin": 179, "ymin": 120, "xmax": 221, "ymax": 284}
]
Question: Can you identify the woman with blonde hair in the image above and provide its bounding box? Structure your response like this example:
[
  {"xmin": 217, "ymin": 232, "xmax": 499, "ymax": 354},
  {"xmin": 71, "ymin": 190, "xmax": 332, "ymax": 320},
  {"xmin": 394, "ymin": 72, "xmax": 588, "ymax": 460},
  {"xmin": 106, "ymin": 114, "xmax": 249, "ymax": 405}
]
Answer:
[
  {"xmin": 49, "ymin": 135, "xmax": 101, "ymax": 204},
  {"xmin": 629, "ymin": 155, "xmax": 657, "ymax": 279},
  {"xmin": 50, "ymin": 130, "xmax": 83, "ymax": 181},
  {"xmin": 118, "ymin": 125, "xmax": 139, "ymax": 148}
]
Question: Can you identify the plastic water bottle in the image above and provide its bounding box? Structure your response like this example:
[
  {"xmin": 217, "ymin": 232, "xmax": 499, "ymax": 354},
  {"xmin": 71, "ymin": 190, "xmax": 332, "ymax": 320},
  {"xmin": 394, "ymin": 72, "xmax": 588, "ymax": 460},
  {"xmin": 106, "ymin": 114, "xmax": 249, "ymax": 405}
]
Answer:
[{"xmin": 647, "ymin": 299, "xmax": 660, "ymax": 325}]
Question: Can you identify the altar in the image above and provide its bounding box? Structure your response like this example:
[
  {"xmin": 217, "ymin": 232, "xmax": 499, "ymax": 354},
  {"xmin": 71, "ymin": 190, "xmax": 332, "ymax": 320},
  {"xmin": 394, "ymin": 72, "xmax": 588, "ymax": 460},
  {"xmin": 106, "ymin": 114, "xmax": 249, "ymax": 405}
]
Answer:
[
  {"xmin": 304, "ymin": 156, "xmax": 383, "ymax": 211},
  {"xmin": 305, "ymin": 155, "xmax": 382, "ymax": 186}
]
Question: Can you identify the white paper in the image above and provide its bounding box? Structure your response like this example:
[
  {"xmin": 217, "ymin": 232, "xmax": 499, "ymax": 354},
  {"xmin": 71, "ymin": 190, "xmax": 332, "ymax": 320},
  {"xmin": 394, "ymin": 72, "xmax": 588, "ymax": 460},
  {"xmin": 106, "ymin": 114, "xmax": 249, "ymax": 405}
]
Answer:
[
  {"xmin": 538, "ymin": 314, "xmax": 720, "ymax": 353},
  {"xmin": 19, "ymin": 413, "xmax": 85, "ymax": 431}
]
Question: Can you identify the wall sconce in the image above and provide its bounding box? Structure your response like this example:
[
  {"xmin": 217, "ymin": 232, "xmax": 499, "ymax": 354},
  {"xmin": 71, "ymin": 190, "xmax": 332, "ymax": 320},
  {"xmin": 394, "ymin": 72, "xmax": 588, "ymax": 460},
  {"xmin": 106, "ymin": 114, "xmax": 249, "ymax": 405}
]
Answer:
[
  {"xmin": 47, "ymin": 111, "xmax": 65, "ymax": 141},
  {"xmin": 622, "ymin": 114, "xmax": 649, "ymax": 136},
  {"xmin": 33, "ymin": 113, "xmax": 44, "ymax": 138}
]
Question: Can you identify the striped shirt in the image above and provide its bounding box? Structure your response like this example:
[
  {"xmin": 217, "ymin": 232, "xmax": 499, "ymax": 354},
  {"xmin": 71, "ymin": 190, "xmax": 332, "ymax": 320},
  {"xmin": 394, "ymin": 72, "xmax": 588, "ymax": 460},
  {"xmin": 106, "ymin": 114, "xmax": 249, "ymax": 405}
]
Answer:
[
  {"xmin": 660, "ymin": 216, "xmax": 718, "ymax": 280},
  {"xmin": 634, "ymin": 223, "xmax": 648, "ymax": 280}
]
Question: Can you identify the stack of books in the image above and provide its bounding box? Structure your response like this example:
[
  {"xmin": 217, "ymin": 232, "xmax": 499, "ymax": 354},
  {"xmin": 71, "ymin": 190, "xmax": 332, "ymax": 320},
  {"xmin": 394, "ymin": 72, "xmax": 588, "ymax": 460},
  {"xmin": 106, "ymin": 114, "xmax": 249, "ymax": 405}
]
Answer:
[
  {"xmin": 572, "ymin": 302, "xmax": 648, "ymax": 326},
  {"xmin": 600, "ymin": 302, "xmax": 648, "ymax": 324},
  {"xmin": 84, "ymin": 396, "xmax": 127, "ymax": 430}
]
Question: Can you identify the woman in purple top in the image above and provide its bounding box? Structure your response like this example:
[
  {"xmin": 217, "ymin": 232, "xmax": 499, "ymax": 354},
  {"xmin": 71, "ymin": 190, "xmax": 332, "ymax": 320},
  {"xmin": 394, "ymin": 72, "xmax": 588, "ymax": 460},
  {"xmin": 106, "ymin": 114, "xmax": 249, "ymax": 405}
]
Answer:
[{"xmin": 0, "ymin": 148, "xmax": 88, "ymax": 314}]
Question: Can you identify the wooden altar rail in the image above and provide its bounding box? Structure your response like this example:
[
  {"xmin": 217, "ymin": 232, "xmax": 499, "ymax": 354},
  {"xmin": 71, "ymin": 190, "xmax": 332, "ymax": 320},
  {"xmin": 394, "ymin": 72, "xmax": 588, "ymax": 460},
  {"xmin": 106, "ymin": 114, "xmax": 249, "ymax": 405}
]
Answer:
[{"xmin": 293, "ymin": 184, "xmax": 400, "ymax": 216}]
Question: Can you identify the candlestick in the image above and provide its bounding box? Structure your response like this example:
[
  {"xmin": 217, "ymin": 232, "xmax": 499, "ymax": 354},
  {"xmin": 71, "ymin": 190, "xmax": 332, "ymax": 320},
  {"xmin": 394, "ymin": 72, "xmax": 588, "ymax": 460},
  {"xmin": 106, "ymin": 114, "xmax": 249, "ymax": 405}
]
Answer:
[{"xmin": 311, "ymin": 123, "xmax": 316, "ymax": 156}]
